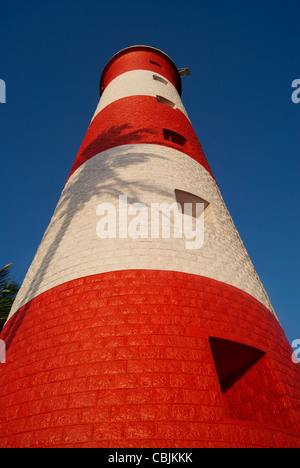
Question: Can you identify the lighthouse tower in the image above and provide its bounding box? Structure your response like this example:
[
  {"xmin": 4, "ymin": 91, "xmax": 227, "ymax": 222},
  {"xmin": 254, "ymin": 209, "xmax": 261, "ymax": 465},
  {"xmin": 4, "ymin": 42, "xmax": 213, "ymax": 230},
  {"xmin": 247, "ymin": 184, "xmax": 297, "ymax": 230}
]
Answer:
[{"xmin": 0, "ymin": 46, "xmax": 299, "ymax": 448}]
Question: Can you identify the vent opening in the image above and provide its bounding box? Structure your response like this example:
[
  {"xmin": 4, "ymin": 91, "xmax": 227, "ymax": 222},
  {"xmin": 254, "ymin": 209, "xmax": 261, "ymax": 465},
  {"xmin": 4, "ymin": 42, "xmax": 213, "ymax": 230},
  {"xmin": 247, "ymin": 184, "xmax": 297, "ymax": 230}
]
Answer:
[
  {"xmin": 157, "ymin": 96, "xmax": 176, "ymax": 108},
  {"xmin": 163, "ymin": 129, "xmax": 187, "ymax": 146},
  {"xmin": 209, "ymin": 337, "xmax": 265, "ymax": 393},
  {"xmin": 175, "ymin": 189, "xmax": 209, "ymax": 218},
  {"xmin": 150, "ymin": 59, "xmax": 162, "ymax": 67},
  {"xmin": 153, "ymin": 75, "xmax": 168, "ymax": 85}
]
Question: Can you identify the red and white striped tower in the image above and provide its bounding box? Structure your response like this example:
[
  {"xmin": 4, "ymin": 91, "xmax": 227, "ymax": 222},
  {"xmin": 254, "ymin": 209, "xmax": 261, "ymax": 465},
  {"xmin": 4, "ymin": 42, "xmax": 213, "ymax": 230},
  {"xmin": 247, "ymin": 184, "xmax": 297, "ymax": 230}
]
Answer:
[{"xmin": 0, "ymin": 46, "xmax": 299, "ymax": 448}]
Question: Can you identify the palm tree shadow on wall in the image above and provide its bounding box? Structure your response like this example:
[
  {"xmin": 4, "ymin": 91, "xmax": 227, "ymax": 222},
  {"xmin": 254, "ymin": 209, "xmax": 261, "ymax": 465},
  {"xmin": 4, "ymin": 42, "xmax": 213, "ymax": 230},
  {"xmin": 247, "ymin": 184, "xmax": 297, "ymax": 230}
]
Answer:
[{"xmin": 1, "ymin": 123, "xmax": 172, "ymax": 350}]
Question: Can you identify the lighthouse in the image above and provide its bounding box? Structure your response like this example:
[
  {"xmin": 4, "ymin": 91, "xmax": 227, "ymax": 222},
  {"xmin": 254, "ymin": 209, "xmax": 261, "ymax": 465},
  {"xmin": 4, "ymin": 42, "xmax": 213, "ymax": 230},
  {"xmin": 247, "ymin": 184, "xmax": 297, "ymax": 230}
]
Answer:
[{"xmin": 0, "ymin": 45, "xmax": 299, "ymax": 448}]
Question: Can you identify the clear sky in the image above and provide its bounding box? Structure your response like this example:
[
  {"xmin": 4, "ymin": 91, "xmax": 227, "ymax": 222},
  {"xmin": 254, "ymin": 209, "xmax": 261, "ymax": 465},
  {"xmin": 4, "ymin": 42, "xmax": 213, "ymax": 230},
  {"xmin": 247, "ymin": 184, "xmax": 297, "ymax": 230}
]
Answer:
[{"xmin": 0, "ymin": 0, "xmax": 299, "ymax": 344}]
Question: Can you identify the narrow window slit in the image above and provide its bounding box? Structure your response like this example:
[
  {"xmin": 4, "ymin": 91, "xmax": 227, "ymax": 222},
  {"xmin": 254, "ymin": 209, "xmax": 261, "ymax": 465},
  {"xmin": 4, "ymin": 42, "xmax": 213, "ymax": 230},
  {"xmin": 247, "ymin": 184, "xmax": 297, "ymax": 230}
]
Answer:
[
  {"xmin": 163, "ymin": 129, "xmax": 187, "ymax": 146},
  {"xmin": 153, "ymin": 75, "xmax": 168, "ymax": 85},
  {"xmin": 157, "ymin": 96, "xmax": 176, "ymax": 108},
  {"xmin": 150, "ymin": 59, "xmax": 162, "ymax": 67},
  {"xmin": 175, "ymin": 189, "xmax": 209, "ymax": 218}
]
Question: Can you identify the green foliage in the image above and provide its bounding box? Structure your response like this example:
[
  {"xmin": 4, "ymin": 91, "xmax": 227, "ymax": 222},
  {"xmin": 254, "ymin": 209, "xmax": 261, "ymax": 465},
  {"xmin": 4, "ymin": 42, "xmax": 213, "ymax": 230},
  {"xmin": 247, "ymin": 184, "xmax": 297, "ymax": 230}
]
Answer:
[{"xmin": 0, "ymin": 264, "xmax": 19, "ymax": 331}]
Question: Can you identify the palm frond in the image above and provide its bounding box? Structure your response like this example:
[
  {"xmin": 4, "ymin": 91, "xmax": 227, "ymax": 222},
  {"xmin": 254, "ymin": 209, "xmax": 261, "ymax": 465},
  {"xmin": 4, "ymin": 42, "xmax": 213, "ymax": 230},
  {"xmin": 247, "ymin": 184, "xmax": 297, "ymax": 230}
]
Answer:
[{"xmin": 0, "ymin": 264, "xmax": 19, "ymax": 331}]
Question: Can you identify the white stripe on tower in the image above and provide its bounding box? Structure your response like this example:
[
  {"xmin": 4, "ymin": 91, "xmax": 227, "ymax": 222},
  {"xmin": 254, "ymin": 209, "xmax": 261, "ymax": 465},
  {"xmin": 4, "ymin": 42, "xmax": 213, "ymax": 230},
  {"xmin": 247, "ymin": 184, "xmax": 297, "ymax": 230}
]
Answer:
[
  {"xmin": 91, "ymin": 70, "xmax": 190, "ymax": 121},
  {"xmin": 9, "ymin": 141, "xmax": 274, "ymax": 318}
]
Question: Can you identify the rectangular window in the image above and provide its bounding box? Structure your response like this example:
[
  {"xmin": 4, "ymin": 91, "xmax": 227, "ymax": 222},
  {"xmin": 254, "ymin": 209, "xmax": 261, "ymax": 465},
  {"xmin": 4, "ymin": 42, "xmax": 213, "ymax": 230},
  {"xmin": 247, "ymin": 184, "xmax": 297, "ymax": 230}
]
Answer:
[
  {"xmin": 153, "ymin": 75, "xmax": 168, "ymax": 85},
  {"xmin": 157, "ymin": 96, "xmax": 176, "ymax": 108},
  {"xmin": 175, "ymin": 189, "xmax": 209, "ymax": 218},
  {"xmin": 150, "ymin": 59, "xmax": 162, "ymax": 67},
  {"xmin": 163, "ymin": 129, "xmax": 187, "ymax": 146}
]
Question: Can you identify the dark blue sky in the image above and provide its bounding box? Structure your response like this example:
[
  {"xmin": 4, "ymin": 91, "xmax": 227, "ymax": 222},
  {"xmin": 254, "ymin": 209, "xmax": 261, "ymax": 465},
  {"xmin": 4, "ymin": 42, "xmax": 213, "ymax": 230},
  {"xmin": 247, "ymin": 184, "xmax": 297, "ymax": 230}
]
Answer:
[{"xmin": 0, "ymin": 0, "xmax": 299, "ymax": 344}]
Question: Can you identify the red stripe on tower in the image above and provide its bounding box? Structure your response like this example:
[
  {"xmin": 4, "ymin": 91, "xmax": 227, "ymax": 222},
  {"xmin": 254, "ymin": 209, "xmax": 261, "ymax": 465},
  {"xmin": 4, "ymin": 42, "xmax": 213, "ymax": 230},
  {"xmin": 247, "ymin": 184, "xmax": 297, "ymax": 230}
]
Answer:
[
  {"xmin": 99, "ymin": 46, "xmax": 182, "ymax": 95},
  {"xmin": 68, "ymin": 96, "xmax": 213, "ymax": 180},
  {"xmin": 0, "ymin": 45, "xmax": 299, "ymax": 448}
]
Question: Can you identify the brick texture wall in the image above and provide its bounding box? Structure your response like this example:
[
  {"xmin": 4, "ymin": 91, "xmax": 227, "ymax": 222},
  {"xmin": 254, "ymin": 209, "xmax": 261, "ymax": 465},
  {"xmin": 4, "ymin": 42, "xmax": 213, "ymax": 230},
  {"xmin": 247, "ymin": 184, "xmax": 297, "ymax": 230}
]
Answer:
[
  {"xmin": 0, "ymin": 271, "xmax": 299, "ymax": 448},
  {"xmin": 92, "ymin": 70, "xmax": 189, "ymax": 122},
  {"xmin": 8, "ymin": 144, "xmax": 273, "ymax": 319}
]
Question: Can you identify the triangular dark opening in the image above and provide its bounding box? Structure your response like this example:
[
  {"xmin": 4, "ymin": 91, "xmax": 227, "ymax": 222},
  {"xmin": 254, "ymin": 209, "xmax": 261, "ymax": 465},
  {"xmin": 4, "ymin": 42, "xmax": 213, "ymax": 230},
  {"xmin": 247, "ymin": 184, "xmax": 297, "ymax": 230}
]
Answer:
[{"xmin": 209, "ymin": 337, "xmax": 265, "ymax": 393}]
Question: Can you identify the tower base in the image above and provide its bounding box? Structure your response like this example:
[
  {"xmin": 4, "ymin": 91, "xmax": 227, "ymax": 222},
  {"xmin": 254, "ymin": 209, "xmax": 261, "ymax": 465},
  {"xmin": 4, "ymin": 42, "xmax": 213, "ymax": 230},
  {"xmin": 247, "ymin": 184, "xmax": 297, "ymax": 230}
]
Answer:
[{"xmin": 0, "ymin": 270, "xmax": 299, "ymax": 448}]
